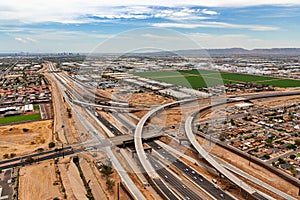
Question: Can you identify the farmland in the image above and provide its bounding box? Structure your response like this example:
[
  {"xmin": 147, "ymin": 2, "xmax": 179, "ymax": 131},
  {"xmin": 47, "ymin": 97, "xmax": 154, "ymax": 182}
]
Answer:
[{"xmin": 134, "ymin": 69, "xmax": 300, "ymax": 88}]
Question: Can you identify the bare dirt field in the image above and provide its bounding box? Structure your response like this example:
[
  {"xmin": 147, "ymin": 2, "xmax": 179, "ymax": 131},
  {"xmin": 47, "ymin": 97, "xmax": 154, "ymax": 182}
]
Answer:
[
  {"xmin": 58, "ymin": 157, "xmax": 87, "ymax": 200},
  {"xmin": 130, "ymin": 92, "xmax": 174, "ymax": 119},
  {"xmin": 151, "ymin": 109, "xmax": 183, "ymax": 127},
  {"xmin": 18, "ymin": 160, "xmax": 63, "ymax": 200},
  {"xmin": 0, "ymin": 120, "xmax": 53, "ymax": 159},
  {"xmin": 129, "ymin": 92, "xmax": 174, "ymax": 106},
  {"xmin": 252, "ymin": 95, "xmax": 300, "ymax": 108}
]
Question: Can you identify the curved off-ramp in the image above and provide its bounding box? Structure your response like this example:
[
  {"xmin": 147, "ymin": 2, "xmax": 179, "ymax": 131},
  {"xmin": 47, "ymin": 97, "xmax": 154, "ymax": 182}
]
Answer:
[{"xmin": 185, "ymin": 112, "xmax": 268, "ymax": 200}]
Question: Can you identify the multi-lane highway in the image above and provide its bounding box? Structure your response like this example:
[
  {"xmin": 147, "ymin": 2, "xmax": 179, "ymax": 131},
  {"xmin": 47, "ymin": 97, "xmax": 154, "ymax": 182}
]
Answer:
[
  {"xmin": 148, "ymin": 141, "xmax": 233, "ymax": 200},
  {"xmin": 47, "ymin": 62, "xmax": 147, "ymax": 200},
  {"xmin": 148, "ymin": 155, "xmax": 202, "ymax": 200},
  {"xmin": 185, "ymin": 111, "xmax": 269, "ymax": 200},
  {"xmin": 46, "ymin": 61, "xmax": 300, "ymax": 199}
]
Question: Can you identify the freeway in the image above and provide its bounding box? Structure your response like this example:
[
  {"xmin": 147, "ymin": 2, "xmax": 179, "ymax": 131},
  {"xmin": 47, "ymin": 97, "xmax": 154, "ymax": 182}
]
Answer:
[
  {"xmin": 134, "ymin": 98, "xmax": 197, "ymax": 199},
  {"xmin": 185, "ymin": 114, "xmax": 268, "ymax": 200},
  {"xmin": 47, "ymin": 62, "xmax": 147, "ymax": 200},
  {"xmin": 148, "ymin": 141, "xmax": 233, "ymax": 200},
  {"xmin": 157, "ymin": 139, "xmax": 297, "ymax": 200},
  {"xmin": 148, "ymin": 155, "xmax": 201, "ymax": 200},
  {"xmin": 72, "ymin": 99, "xmax": 143, "ymax": 111},
  {"xmin": 90, "ymin": 107, "xmax": 123, "ymax": 136},
  {"xmin": 49, "ymin": 64, "xmax": 140, "ymax": 111},
  {"xmin": 134, "ymin": 99, "xmax": 197, "ymax": 177},
  {"xmin": 47, "ymin": 62, "xmax": 300, "ymax": 199},
  {"xmin": 66, "ymin": 72, "xmax": 129, "ymax": 105},
  {"xmin": 187, "ymin": 90, "xmax": 300, "ymax": 191}
]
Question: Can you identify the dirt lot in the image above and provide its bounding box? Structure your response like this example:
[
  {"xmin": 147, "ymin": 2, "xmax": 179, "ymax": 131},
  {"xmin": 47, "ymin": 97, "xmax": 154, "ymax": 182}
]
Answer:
[
  {"xmin": 130, "ymin": 92, "xmax": 174, "ymax": 119},
  {"xmin": 129, "ymin": 92, "xmax": 173, "ymax": 106},
  {"xmin": 0, "ymin": 120, "xmax": 53, "ymax": 159},
  {"xmin": 59, "ymin": 157, "xmax": 88, "ymax": 200},
  {"xmin": 18, "ymin": 160, "xmax": 63, "ymax": 200},
  {"xmin": 252, "ymin": 95, "xmax": 300, "ymax": 108}
]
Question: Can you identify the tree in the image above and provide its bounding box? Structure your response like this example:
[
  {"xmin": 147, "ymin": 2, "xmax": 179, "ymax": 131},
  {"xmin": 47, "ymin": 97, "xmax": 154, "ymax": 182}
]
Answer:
[
  {"xmin": 106, "ymin": 179, "xmax": 115, "ymax": 191},
  {"xmin": 230, "ymin": 119, "xmax": 235, "ymax": 126},
  {"xmin": 295, "ymin": 138, "xmax": 300, "ymax": 146},
  {"xmin": 289, "ymin": 154, "xmax": 296, "ymax": 160},
  {"xmin": 3, "ymin": 154, "xmax": 9, "ymax": 159},
  {"xmin": 278, "ymin": 157, "xmax": 286, "ymax": 164},
  {"xmin": 48, "ymin": 142, "xmax": 55, "ymax": 148},
  {"xmin": 100, "ymin": 165, "xmax": 114, "ymax": 177},
  {"xmin": 36, "ymin": 148, "xmax": 44, "ymax": 152},
  {"xmin": 263, "ymin": 154, "xmax": 270, "ymax": 159},
  {"xmin": 286, "ymin": 144, "xmax": 296, "ymax": 150}
]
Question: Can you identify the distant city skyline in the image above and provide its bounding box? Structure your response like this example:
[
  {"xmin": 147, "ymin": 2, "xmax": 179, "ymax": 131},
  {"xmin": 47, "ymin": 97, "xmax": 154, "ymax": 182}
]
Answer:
[{"xmin": 1, "ymin": 1, "xmax": 300, "ymax": 53}]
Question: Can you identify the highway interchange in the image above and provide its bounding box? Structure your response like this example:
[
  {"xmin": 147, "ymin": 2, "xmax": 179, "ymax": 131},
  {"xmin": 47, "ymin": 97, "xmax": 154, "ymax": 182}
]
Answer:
[{"xmin": 2, "ymin": 61, "xmax": 300, "ymax": 200}]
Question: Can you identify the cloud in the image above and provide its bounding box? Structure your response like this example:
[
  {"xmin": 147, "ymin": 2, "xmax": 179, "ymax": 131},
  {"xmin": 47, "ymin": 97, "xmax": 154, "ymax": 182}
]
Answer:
[
  {"xmin": 14, "ymin": 37, "xmax": 36, "ymax": 43},
  {"xmin": 1, "ymin": 1, "xmax": 298, "ymax": 25},
  {"xmin": 187, "ymin": 32, "xmax": 300, "ymax": 49},
  {"xmin": 152, "ymin": 22, "xmax": 279, "ymax": 31},
  {"xmin": 0, "ymin": 4, "xmax": 214, "ymax": 24},
  {"xmin": 201, "ymin": 9, "xmax": 218, "ymax": 15},
  {"xmin": 153, "ymin": 8, "xmax": 212, "ymax": 21},
  {"xmin": 10, "ymin": 29, "xmax": 113, "ymax": 43}
]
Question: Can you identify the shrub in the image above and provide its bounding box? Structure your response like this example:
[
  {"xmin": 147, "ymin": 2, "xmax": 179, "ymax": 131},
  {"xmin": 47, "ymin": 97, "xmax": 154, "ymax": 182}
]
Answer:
[
  {"xmin": 48, "ymin": 142, "xmax": 55, "ymax": 148},
  {"xmin": 22, "ymin": 128, "xmax": 29, "ymax": 132},
  {"xmin": 3, "ymin": 154, "xmax": 9, "ymax": 159},
  {"xmin": 278, "ymin": 157, "xmax": 286, "ymax": 164}
]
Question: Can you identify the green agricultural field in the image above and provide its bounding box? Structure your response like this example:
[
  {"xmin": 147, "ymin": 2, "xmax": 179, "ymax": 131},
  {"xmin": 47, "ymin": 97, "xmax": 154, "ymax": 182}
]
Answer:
[
  {"xmin": 134, "ymin": 69, "xmax": 300, "ymax": 88},
  {"xmin": 0, "ymin": 113, "xmax": 41, "ymax": 125}
]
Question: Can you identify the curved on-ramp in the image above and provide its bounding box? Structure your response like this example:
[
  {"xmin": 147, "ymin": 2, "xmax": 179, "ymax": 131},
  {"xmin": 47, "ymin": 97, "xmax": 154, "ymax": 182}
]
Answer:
[
  {"xmin": 185, "ymin": 112, "xmax": 267, "ymax": 199},
  {"xmin": 134, "ymin": 98, "xmax": 197, "ymax": 179}
]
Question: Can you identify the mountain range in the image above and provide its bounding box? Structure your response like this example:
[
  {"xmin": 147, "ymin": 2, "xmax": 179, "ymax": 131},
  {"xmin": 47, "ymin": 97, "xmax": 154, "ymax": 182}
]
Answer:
[{"xmin": 170, "ymin": 48, "xmax": 300, "ymax": 56}]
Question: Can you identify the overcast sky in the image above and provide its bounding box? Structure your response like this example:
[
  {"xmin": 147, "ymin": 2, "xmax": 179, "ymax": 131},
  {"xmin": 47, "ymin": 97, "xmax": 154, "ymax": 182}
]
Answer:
[{"xmin": 1, "ymin": 0, "xmax": 300, "ymax": 53}]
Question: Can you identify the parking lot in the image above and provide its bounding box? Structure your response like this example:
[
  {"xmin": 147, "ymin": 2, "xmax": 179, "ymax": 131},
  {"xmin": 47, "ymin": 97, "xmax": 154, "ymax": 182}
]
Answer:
[{"xmin": 0, "ymin": 169, "xmax": 14, "ymax": 200}]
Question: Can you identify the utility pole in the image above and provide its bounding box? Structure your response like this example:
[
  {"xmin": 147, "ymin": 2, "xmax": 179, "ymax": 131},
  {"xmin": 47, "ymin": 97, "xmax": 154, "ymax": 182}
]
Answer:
[
  {"xmin": 62, "ymin": 143, "xmax": 64, "ymax": 158},
  {"xmin": 117, "ymin": 182, "xmax": 120, "ymax": 200},
  {"xmin": 249, "ymin": 154, "xmax": 251, "ymax": 166}
]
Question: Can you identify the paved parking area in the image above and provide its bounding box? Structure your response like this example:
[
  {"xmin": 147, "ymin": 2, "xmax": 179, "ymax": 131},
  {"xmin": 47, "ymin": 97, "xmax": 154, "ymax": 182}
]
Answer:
[
  {"xmin": 39, "ymin": 103, "xmax": 53, "ymax": 120},
  {"xmin": 0, "ymin": 169, "xmax": 14, "ymax": 200}
]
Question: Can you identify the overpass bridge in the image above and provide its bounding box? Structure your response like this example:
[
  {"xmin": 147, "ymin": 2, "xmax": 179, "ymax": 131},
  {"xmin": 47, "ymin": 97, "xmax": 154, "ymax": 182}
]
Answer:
[{"xmin": 110, "ymin": 132, "xmax": 164, "ymax": 146}]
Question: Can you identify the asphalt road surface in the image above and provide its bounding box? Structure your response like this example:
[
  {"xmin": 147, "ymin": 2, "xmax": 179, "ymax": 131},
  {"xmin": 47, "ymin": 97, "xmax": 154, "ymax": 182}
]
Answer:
[
  {"xmin": 0, "ymin": 169, "xmax": 13, "ymax": 200},
  {"xmin": 148, "ymin": 141, "xmax": 233, "ymax": 200}
]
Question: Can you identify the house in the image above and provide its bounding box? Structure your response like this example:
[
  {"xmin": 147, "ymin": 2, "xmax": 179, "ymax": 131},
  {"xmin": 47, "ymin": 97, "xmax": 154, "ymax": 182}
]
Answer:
[{"xmin": 24, "ymin": 104, "xmax": 34, "ymax": 112}]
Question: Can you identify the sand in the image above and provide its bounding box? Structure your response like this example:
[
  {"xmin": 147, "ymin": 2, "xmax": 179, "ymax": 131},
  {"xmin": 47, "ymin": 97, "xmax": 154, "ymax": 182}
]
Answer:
[
  {"xmin": 18, "ymin": 160, "xmax": 62, "ymax": 200},
  {"xmin": 0, "ymin": 120, "xmax": 53, "ymax": 159}
]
